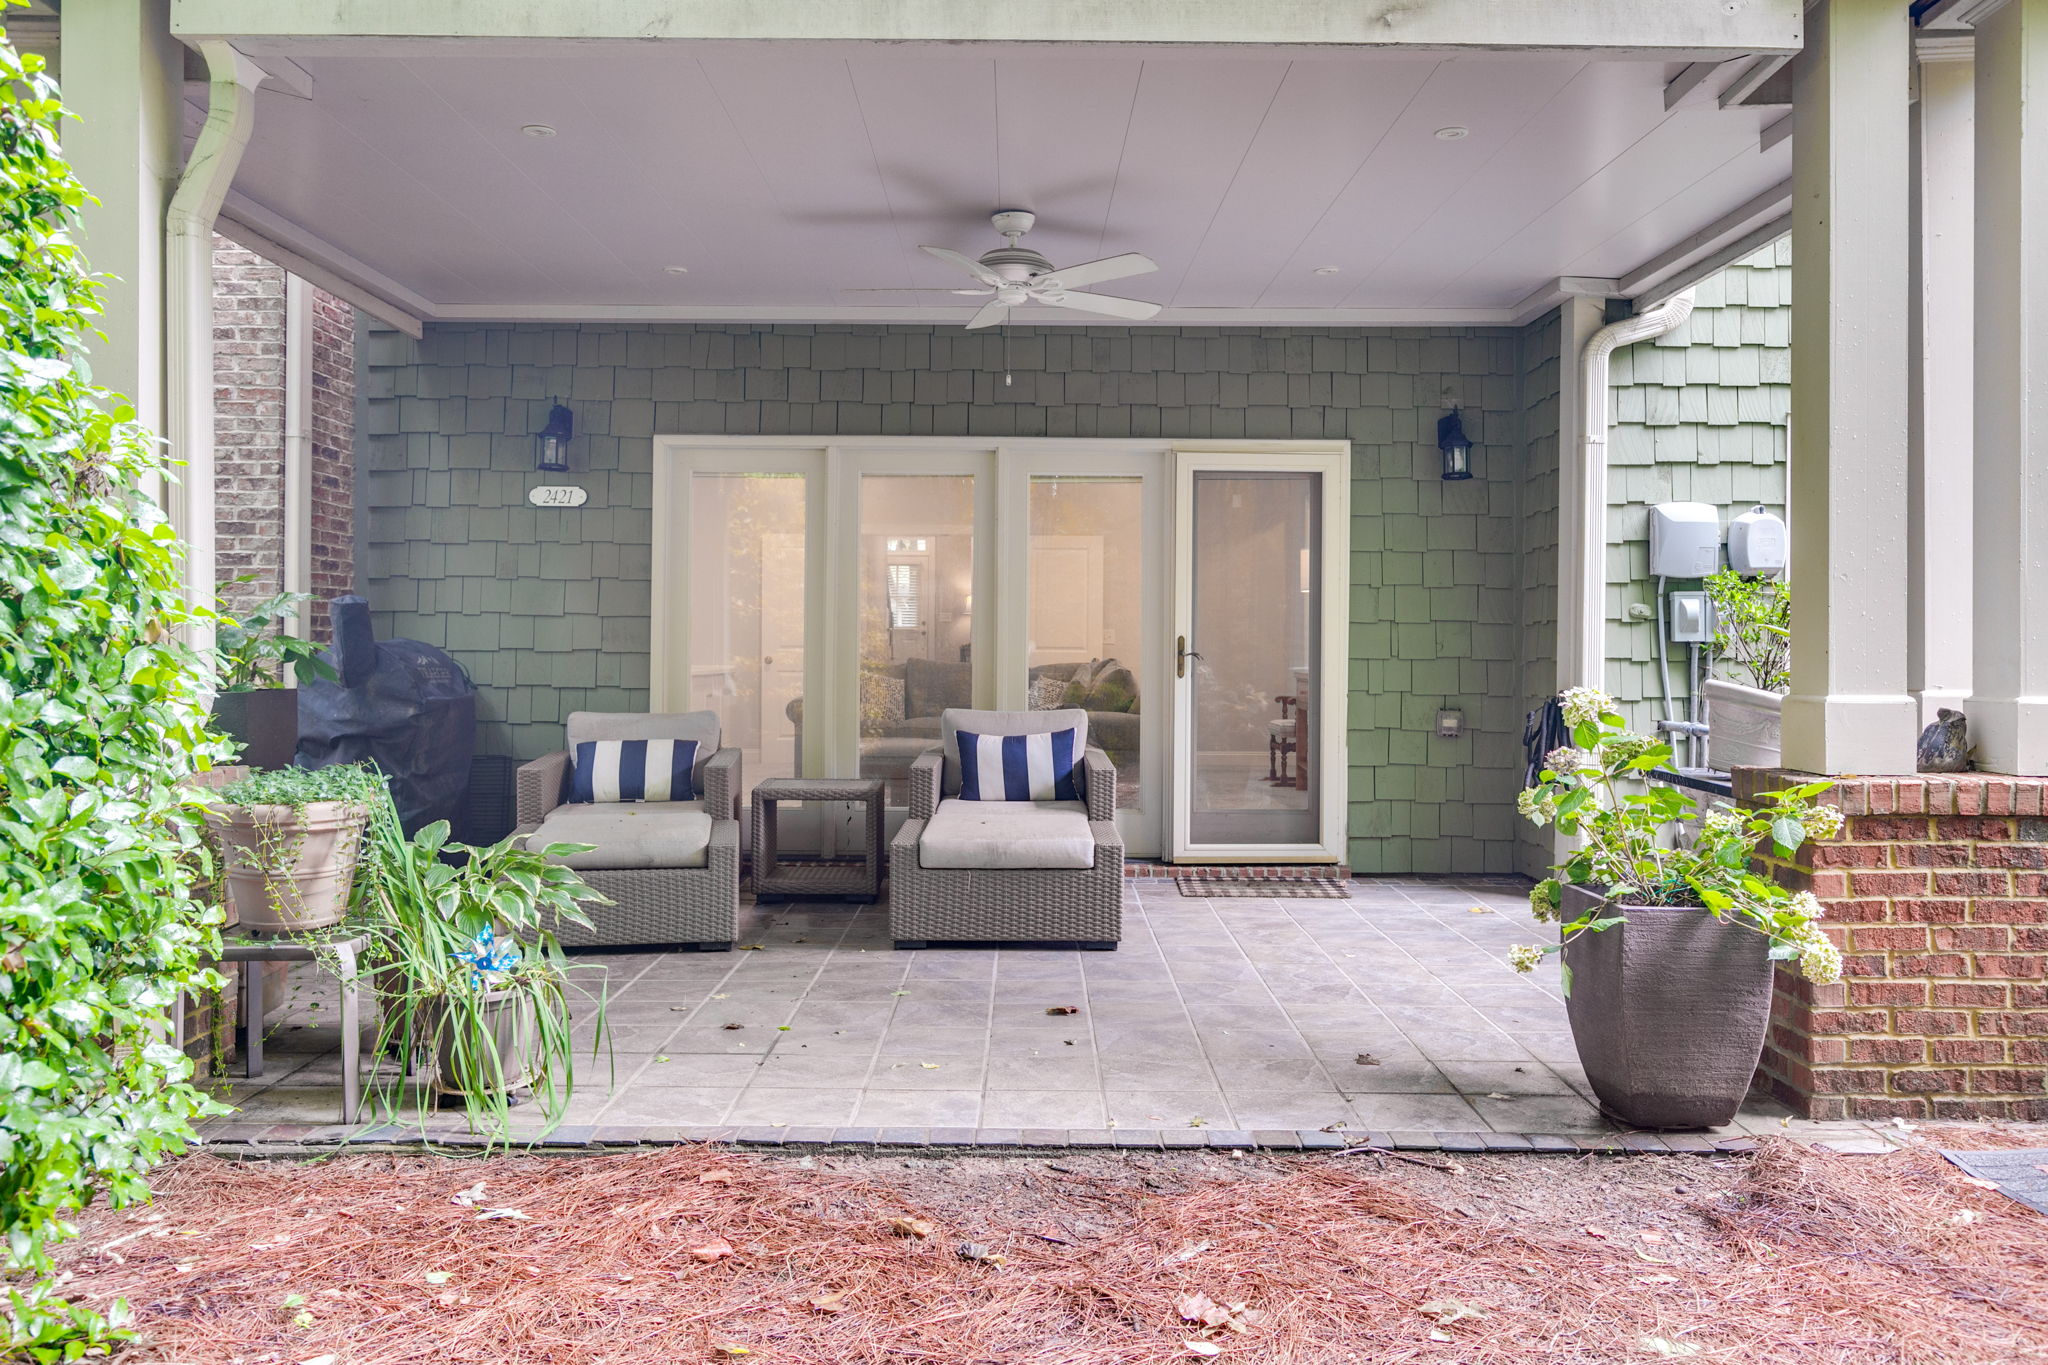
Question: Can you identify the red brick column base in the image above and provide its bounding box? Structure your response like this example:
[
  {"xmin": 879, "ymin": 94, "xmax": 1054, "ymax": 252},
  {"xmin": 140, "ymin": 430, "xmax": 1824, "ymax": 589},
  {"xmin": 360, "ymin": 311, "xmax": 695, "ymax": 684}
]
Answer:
[{"xmin": 1733, "ymin": 768, "xmax": 2048, "ymax": 1121}]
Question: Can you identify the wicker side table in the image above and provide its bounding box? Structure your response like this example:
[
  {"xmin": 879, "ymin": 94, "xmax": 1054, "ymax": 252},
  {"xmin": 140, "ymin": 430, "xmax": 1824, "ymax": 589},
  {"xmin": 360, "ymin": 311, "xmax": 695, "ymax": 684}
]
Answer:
[{"xmin": 751, "ymin": 777, "xmax": 886, "ymax": 901}]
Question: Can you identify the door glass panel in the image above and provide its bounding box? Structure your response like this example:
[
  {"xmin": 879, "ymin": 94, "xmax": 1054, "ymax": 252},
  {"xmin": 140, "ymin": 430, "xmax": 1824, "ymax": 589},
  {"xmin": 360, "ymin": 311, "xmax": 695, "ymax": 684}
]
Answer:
[
  {"xmin": 859, "ymin": 476, "xmax": 974, "ymax": 805},
  {"xmin": 688, "ymin": 472, "xmax": 805, "ymax": 805},
  {"xmin": 1029, "ymin": 476, "xmax": 1143, "ymax": 811},
  {"xmin": 1188, "ymin": 471, "xmax": 1319, "ymax": 845}
]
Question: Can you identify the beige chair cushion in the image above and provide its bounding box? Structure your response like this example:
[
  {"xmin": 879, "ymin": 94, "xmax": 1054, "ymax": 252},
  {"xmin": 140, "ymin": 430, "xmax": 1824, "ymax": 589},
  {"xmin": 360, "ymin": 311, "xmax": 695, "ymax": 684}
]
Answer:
[
  {"xmin": 565, "ymin": 710, "xmax": 721, "ymax": 797},
  {"xmin": 919, "ymin": 799, "xmax": 1095, "ymax": 870},
  {"xmin": 939, "ymin": 708, "xmax": 1090, "ymax": 798},
  {"xmin": 526, "ymin": 800, "xmax": 711, "ymax": 870}
]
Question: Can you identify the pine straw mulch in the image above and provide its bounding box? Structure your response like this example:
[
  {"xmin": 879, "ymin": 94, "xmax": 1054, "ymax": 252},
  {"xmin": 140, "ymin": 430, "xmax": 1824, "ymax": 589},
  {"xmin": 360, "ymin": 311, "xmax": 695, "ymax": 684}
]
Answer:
[{"xmin": 46, "ymin": 1130, "xmax": 2048, "ymax": 1365}]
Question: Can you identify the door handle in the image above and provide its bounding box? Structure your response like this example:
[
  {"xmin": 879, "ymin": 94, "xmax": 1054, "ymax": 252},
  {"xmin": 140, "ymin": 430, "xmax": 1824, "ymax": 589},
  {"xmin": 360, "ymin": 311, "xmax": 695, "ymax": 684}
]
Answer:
[{"xmin": 1176, "ymin": 635, "xmax": 1202, "ymax": 679}]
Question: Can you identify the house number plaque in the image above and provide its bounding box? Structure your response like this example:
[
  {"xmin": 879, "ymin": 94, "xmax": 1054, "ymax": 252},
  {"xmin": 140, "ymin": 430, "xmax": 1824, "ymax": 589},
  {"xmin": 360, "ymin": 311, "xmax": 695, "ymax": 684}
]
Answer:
[{"xmin": 527, "ymin": 485, "xmax": 588, "ymax": 508}]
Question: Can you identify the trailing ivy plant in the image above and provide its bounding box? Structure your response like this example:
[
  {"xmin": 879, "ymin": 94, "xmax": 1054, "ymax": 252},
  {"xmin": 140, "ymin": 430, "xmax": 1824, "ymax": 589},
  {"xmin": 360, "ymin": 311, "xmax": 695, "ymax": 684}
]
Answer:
[{"xmin": 0, "ymin": 24, "xmax": 232, "ymax": 1358}]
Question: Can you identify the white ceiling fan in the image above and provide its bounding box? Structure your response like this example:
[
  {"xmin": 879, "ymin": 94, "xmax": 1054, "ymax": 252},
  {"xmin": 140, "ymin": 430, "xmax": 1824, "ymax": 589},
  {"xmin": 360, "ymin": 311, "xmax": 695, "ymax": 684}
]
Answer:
[{"xmin": 856, "ymin": 210, "xmax": 1162, "ymax": 329}]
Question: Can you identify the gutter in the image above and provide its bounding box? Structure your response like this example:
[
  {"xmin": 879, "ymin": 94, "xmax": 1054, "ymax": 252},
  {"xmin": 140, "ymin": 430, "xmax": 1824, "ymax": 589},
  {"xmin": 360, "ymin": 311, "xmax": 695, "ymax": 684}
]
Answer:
[
  {"xmin": 165, "ymin": 39, "xmax": 266, "ymax": 656},
  {"xmin": 283, "ymin": 274, "xmax": 313, "ymax": 642},
  {"xmin": 1562, "ymin": 289, "xmax": 1698, "ymax": 691}
]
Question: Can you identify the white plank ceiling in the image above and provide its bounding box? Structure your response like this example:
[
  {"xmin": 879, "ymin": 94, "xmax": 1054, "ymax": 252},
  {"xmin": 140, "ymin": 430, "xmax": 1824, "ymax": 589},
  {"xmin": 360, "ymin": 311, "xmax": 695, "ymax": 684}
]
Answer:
[{"xmin": 223, "ymin": 43, "xmax": 1790, "ymax": 321}]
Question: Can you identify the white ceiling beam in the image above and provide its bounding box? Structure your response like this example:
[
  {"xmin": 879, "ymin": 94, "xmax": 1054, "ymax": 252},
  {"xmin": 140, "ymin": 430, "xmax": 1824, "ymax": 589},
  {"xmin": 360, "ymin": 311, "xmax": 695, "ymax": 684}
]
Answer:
[
  {"xmin": 171, "ymin": 0, "xmax": 1803, "ymax": 54},
  {"xmin": 1719, "ymin": 54, "xmax": 1792, "ymax": 107},
  {"xmin": 1664, "ymin": 61, "xmax": 1727, "ymax": 110},
  {"xmin": 1618, "ymin": 179, "xmax": 1792, "ymax": 300},
  {"xmin": 1760, "ymin": 114, "xmax": 1792, "ymax": 152}
]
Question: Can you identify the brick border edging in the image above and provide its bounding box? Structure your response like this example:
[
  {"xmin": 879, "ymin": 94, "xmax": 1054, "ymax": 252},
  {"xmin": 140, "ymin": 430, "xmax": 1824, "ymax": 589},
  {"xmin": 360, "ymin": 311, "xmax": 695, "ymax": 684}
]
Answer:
[{"xmin": 191, "ymin": 1121, "xmax": 1776, "ymax": 1157}]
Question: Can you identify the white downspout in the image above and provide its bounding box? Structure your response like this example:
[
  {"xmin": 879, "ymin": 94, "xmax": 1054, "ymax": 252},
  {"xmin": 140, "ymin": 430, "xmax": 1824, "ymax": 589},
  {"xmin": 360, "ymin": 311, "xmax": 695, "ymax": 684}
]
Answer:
[
  {"xmin": 165, "ymin": 40, "xmax": 266, "ymax": 661},
  {"xmin": 1564, "ymin": 289, "xmax": 1698, "ymax": 693},
  {"xmin": 283, "ymin": 273, "xmax": 313, "ymax": 642}
]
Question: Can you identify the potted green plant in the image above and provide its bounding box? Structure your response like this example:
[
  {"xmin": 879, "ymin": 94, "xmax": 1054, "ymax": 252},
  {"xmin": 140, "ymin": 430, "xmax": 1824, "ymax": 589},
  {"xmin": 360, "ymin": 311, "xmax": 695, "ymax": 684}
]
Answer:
[
  {"xmin": 211, "ymin": 591, "xmax": 335, "ymax": 771},
  {"xmin": 1702, "ymin": 569, "xmax": 1790, "ymax": 771},
  {"xmin": 1512, "ymin": 686, "xmax": 1842, "ymax": 1128},
  {"xmin": 204, "ymin": 764, "xmax": 383, "ymax": 933},
  {"xmin": 359, "ymin": 801, "xmax": 607, "ymax": 1137}
]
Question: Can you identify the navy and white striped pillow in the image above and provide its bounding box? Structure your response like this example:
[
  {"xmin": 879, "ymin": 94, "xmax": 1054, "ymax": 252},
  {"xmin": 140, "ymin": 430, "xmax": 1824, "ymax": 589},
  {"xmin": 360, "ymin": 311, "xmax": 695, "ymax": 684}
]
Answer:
[
  {"xmin": 955, "ymin": 727, "xmax": 1082, "ymax": 802},
  {"xmin": 570, "ymin": 739, "xmax": 698, "ymax": 803}
]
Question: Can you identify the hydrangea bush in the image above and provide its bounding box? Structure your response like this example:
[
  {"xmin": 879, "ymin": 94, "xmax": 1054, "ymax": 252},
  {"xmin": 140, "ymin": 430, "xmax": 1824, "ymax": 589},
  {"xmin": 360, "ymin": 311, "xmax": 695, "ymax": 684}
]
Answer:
[
  {"xmin": 1512, "ymin": 687, "xmax": 1842, "ymax": 990},
  {"xmin": 0, "ymin": 33, "xmax": 229, "ymax": 1356}
]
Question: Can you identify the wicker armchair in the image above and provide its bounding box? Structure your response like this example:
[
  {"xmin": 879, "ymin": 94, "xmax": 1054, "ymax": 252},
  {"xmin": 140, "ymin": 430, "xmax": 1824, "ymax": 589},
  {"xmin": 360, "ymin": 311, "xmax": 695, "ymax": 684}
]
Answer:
[
  {"xmin": 889, "ymin": 723, "xmax": 1122, "ymax": 950},
  {"xmin": 512, "ymin": 711, "xmax": 741, "ymax": 950}
]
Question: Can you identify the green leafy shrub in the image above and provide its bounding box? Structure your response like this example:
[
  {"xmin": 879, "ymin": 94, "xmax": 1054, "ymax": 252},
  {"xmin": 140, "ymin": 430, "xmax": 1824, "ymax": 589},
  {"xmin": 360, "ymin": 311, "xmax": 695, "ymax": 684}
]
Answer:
[
  {"xmin": 0, "ymin": 31, "xmax": 230, "ymax": 1355},
  {"xmin": 1706, "ymin": 568, "xmax": 1791, "ymax": 693},
  {"xmin": 212, "ymin": 590, "xmax": 336, "ymax": 692}
]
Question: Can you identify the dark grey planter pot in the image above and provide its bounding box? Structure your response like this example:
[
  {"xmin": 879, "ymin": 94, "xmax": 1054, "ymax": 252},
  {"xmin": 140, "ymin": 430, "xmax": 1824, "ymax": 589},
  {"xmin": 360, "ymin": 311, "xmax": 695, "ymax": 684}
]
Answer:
[
  {"xmin": 211, "ymin": 687, "xmax": 300, "ymax": 771},
  {"xmin": 1559, "ymin": 883, "xmax": 1775, "ymax": 1129}
]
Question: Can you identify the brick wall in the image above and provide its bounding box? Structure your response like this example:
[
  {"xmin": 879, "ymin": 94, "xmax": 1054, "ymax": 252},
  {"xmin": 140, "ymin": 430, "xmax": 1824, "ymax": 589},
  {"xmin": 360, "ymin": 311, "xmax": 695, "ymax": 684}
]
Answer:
[
  {"xmin": 365, "ymin": 321, "xmax": 1545, "ymax": 875},
  {"xmin": 1736, "ymin": 767, "xmax": 2048, "ymax": 1121},
  {"xmin": 213, "ymin": 237, "xmax": 287, "ymax": 620},
  {"xmin": 210, "ymin": 236, "xmax": 359, "ymax": 636}
]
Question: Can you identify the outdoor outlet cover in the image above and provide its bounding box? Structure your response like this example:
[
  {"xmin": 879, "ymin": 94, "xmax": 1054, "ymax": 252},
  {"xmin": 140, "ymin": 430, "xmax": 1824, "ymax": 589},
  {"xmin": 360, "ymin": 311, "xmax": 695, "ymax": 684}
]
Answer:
[{"xmin": 1435, "ymin": 708, "xmax": 1464, "ymax": 739}]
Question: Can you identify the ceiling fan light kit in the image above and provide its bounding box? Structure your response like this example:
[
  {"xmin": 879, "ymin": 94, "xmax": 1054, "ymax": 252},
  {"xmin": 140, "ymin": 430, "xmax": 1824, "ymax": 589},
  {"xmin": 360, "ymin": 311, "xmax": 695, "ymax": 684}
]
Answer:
[{"xmin": 900, "ymin": 210, "xmax": 1164, "ymax": 330}]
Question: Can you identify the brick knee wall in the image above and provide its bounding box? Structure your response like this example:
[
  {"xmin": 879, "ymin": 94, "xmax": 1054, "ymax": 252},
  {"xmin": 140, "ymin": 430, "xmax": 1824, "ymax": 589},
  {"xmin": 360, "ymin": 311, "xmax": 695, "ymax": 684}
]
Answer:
[{"xmin": 1733, "ymin": 768, "xmax": 2048, "ymax": 1121}]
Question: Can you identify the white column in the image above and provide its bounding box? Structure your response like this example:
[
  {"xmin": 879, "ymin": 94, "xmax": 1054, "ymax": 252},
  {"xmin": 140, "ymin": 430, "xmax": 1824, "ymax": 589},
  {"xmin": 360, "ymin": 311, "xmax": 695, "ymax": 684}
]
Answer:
[
  {"xmin": 1972, "ymin": 0, "xmax": 2048, "ymax": 774},
  {"xmin": 1552, "ymin": 293, "xmax": 1609, "ymax": 692},
  {"xmin": 59, "ymin": 0, "xmax": 182, "ymax": 437},
  {"xmin": 1781, "ymin": 0, "xmax": 1922, "ymax": 774},
  {"xmin": 1910, "ymin": 42, "xmax": 1975, "ymax": 720}
]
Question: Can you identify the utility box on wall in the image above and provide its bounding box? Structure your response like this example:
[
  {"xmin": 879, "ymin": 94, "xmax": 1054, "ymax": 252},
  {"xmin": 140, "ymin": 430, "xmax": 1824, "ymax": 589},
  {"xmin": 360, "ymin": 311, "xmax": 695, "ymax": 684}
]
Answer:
[{"xmin": 1647, "ymin": 502, "xmax": 1721, "ymax": 578}]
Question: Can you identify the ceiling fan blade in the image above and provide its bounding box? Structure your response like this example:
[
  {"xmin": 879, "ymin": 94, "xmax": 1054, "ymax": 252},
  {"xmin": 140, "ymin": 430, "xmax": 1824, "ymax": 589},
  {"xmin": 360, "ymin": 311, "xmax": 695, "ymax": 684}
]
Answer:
[
  {"xmin": 1038, "ymin": 290, "xmax": 1163, "ymax": 322},
  {"xmin": 842, "ymin": 287, "xmax": 994, "ymax": 295},
  {"xmin": 920, "ymin": 245, "xmax": 1002, "ymax": 285},
  {"xmin": 964, "ymin": 300, "xmax": 1011, "ymax": 330},
  {"xmin": 1035, "ymin": 252, "xmax": 1158, "ymax": 290}
]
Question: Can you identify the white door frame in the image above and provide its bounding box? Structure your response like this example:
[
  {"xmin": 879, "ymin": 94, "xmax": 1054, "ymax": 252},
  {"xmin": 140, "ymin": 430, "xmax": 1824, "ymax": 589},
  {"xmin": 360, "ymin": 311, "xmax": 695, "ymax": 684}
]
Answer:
[
  {"xmin": 652, "ymin": 435, "xmax": 1346, "ymax": 862},
  {"xmin": 1168, "ymin": 447, "xmax": 1351, "ymax": 864}
]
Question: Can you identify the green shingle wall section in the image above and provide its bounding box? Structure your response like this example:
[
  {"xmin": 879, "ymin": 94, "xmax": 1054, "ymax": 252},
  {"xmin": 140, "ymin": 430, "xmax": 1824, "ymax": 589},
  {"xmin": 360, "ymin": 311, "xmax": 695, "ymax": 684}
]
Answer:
[
  {"xmin": 1604, "ymin": 241, "xmax": 1791, "ymax": 734},
  {"xmin": 365, "ymin": 321, "xmax": 1559, "ymax": 875},
  {"xmin": 1514, "ymin": 308, "xmax": 1563, "ymax": 879}
]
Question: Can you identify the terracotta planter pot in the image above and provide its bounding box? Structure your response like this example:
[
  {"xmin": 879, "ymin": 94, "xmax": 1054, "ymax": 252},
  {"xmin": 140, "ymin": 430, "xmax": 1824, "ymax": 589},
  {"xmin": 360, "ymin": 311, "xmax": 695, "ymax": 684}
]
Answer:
[
  {"xmin": 1559, "ymin": 884, "xmax": 1775, "ymax": 1129},
  {"xmin": 1704, "ymin": 678, "xmax": 1783, "ymax": 771},
  {"xmin": 426, "ymin": 988, "xmax": 532, "ymax": 1099},
  {"xmin": 206, "ymin": 800, "xmax": 370, "ymax": 933},
  {"xmin": 211, "ymin": 688, "xmax": 301, "ymax": 772}
]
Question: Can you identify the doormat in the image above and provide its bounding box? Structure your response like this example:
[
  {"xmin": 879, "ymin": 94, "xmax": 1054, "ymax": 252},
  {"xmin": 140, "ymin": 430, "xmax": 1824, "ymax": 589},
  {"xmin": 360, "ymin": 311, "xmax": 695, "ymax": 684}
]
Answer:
[
  {"xmin": 1174, "ymin": 874, "xmax": 1350, "ymax": 899},
  {"xmin": 1940, "ymin": 1148, "xmax": 2048, "ymax": 1216}
]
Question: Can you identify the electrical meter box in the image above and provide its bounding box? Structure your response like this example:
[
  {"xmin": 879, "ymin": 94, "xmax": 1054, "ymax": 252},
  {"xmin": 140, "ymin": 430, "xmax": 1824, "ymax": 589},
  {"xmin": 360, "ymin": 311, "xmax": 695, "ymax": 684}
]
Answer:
[
  {"xmin": 1647, "ymin": 502, "xmax": 1722, "ymax": 578},
  {"xmin": 1727, "ymin": 505, "xmax": 1788, "ymax": 577}
]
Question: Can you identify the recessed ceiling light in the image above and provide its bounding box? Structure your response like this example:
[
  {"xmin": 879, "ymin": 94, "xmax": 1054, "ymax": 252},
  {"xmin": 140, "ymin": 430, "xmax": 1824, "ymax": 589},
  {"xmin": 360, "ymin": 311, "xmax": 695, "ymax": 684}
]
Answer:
[
  {"xmin": 663, "ymin": 266, "xmax": 690, "ymax": 275},
  {"xmin": 1435, "ymin": 126, "xmax": 1469, "ymax": 140},
  {"xmin": 1314, "ymin": 266, "xmax": 1342, "ymax": 276},
  {"xmin": 521, "ymin": 123, "xmax": 557, "ymax": 138}
]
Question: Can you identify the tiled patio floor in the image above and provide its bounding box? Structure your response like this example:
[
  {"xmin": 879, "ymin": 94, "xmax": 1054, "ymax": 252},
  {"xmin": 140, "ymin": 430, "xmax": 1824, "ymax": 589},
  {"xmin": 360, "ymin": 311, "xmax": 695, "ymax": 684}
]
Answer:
[{"xmin": 218, "ymin": 876, "xmax": 1817, "ymax": 1141}]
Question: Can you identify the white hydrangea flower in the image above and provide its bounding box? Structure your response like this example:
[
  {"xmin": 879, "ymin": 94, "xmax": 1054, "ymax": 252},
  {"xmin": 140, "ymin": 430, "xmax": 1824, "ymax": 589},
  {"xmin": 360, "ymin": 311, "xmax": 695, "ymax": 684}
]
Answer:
[
  {"xmin": 1508, "ymin": 944, "xmax": 1546, "ymax": 974},
  {"xmin": 1516, "ymin": 788, "xmax": 1558, "ymax": 826},
  {"xmin": 1560, "ymin": 686, "xmax": 1617, "ymax": 729},
  {"xmin": 1543, "ymin": 746, "xmax": 1593, "ymax": 776},
  {"xmin": 1796, "ymin": 930, "xmax": 1842, "ymax": 986},
  {"xmin": 1804, "ymin": 804, "xmax": 1846, "ymax": 841},
  {"xmin": 1703, "ymin": 806, "xmax": 1747, "ymax": 836},
  {"xmin": 1788, "ymin": 889, "xmax": 1825, "ymax": 922},
  {"xmin": 1529, "ymin": 880, "xmax": 1562, "ymax": 923}
]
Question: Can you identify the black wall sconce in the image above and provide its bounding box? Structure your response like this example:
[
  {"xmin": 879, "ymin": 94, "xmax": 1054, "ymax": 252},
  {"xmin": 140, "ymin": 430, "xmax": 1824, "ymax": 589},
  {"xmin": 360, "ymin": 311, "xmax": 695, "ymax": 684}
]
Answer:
[
  {"xmin": 534, "ymin": 399, "xmax": 575, "ymax": 472},
  {"xmin": 1437, "ymin": 406, "xmax": 1473, "ymax": 481}
]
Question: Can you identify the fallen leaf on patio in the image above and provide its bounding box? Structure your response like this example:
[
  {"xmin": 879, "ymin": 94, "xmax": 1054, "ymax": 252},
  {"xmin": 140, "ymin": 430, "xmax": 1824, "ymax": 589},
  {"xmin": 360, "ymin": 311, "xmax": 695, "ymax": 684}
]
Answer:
[
  {"xmin": 670, "ymin": 1005, "xmax": 691, "ymax": 1011},
  {"xmin": 691, "ymin": 1238, "xmax": 737, "ymax": 1262},
  {"xmin": 1468, "ymin": 905, "xmax": 1492, "ymax": 914},
  {"xmin": 1160, "ymin": 1241, "xmax": 1212, "ymax": 1267},
  {"xmin": 475, "ymin": 1208, "xmax": 531, "ymax": 1222},
  {"xmin": 892, "ymin": 989, "xmax": 911, "ymax": 996},
  {"xmin": 777, "ymin": 1025, "xmax": 792, "ymax": 1031},
  {"xmin": 1182, "ymin": 1344, "xmax": 1223, "ymax": 1358},
  {"xmin": 890, "ymin": 1217, "xmax": 935, "ymax": 1238},
  {"xmin": 281, "ymin": 1294, "xmax": 306, "ymax": 1309},
  {"xmin": 422, "ymin": 1271, "xmax": 451, "ymax": 1285},
  {"xmin": 654, "ymin": 1055, "xmax": 671, "ymax": 1063},
  {"xmin": 711, "ymin": 993, "xmax": 728, "ymax": 999},
  {"xmin": 1189, "ymin": 1117, "xmax": 1208, "ymax": 1128},
  {"xmin": 1639, "ymin": 1337, "xmax": 1701, "ymax": 1357},
  {"xmin": 699, "ymin": 1170, "xmax": 735, "ymax": 1185},
  {"xmin": 1419, "ymin": 1298, "xmax": 1485, "ymax": 1326},
  {"xmin": 450, "ymin": 1181, "xmax": 487, "ymax": 1206},
  {"xmin": 806, "ymin": 1289, "xmax": 850, "ymax": 1313},
  {"xmin": 921, "ymin": 1062, "xmax": 941, "ymax": 1070},
  {"xmin": 1354, "ymin": 1054, "xmax": 1381, "ymax": 1066},
  {"xmin": 1046, "ymin": 1005, "xmax": 1080, "ymax": 1015},
  {"xmin": 1485, "ymin": 1092, "xmax": 1513, "ymax": 1100},
  {"xmin": 722, "ymin": 1023, "xmax": 745, "ymax": 1030},
  {"xmin": 738, "ymin": 945, "xmax": 765, "ymax": 951},
  {"xmin": 1583, "ymin": 1226, "xmax": 1610, "ymax": 1239},
  {"xmin": 711, "ymin": 1345, "xmax": 752, "ymax": 1356},
  {"xmin": 957, "ymin": 1242, "xmax": 1007, "ymax": 1266}
]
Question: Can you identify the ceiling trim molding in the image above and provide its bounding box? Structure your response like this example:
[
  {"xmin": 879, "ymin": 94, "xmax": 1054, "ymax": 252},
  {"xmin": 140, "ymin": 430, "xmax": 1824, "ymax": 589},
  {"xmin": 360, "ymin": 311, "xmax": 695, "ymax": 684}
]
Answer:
[
  {"xmin": 424, "ymin": 302, "xmax": 1525, "ymax": 328},
  {"xmin": 1618, "ymin": 179, "xmax": 1792, "ymax": 300},
  {"xmin": 217, "ymin": 193, "xmax": 430, "ymax": 337}
]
